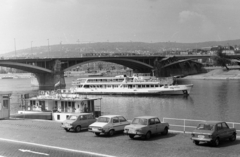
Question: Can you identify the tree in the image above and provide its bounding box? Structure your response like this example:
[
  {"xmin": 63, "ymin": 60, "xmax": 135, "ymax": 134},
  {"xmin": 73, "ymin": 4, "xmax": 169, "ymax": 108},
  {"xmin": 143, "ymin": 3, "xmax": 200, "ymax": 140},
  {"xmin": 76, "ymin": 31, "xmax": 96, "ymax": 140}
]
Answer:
[
  {"xmin": 212, "ymin": 47, "xmax": 231, "ymax": 70},
  {"xmin": 111, "ymin": 65, "xmax": 116, "ymax": 70},
  {"xmin": 97, "ymin": 62, "xmax": 103, "ymax": 71}
]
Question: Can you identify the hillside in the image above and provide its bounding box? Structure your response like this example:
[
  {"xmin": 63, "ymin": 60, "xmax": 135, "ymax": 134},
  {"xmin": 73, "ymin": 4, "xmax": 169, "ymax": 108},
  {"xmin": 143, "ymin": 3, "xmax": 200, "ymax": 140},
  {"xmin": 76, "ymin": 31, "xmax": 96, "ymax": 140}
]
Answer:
[{"xmin": 2, "ymin": 39, "xmax": 240, "ymax": 58}]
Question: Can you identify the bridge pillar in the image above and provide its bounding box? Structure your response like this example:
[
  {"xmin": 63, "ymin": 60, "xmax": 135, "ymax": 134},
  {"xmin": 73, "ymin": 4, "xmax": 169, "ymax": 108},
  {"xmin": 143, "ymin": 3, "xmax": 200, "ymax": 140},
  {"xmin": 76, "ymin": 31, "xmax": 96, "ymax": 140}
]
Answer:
[{"xmin": 35, "ymin": 60, "xmax": 66, "ymax": 90}]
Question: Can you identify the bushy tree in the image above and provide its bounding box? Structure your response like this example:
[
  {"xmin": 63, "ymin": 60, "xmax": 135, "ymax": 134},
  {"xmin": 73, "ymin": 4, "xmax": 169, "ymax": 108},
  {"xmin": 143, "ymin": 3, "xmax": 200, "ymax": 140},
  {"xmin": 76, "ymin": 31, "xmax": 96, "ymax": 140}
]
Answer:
[{"xmin": 212, "ymin": 48, "xmax": 231, "ymax": 70}]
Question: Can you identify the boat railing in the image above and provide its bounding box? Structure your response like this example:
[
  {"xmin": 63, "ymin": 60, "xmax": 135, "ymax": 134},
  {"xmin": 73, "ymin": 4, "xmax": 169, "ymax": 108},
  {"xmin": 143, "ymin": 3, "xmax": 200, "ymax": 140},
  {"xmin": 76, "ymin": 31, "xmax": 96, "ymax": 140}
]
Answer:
[{"xmin": 163, "ymin": 117, "xmax": 240, "ymax": 134}]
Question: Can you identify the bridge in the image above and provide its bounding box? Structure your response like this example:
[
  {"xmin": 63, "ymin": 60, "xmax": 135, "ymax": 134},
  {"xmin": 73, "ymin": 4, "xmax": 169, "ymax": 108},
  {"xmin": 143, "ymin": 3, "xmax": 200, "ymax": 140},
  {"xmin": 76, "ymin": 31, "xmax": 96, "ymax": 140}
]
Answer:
[{"xmin": 1, "ymin": 54, "xmax": 240, "ymax": 90}]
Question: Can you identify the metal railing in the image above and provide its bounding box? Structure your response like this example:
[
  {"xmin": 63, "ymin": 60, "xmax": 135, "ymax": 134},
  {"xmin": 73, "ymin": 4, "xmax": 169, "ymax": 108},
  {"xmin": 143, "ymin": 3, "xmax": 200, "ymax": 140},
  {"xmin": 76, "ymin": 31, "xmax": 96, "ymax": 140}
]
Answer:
[{"xmin": 163, "ymin": 117, "xmax": 240, "ymax": 134}]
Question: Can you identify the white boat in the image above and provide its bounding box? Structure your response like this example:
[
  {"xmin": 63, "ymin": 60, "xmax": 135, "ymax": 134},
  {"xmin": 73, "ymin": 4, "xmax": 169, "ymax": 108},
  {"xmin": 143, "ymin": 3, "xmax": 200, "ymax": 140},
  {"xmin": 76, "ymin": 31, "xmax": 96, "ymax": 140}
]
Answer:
[
  {"xmin": 70, "ymin": 75, "xmax": 193, "ymax": 95},
  {"xmin": 14, "ymin": 89, "xmax": 102, "ymax": 122}
]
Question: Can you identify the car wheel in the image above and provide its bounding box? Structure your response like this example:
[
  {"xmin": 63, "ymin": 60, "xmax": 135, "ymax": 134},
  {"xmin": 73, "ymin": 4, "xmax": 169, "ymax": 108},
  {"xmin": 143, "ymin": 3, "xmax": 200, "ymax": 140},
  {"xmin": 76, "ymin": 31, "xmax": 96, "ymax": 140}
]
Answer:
[
  {"xmin": 229, "ymin": 133, "xmax": 236, "ymax": 141},
  {"xmin": 75, "ymin": 126, "xmax": 81, "ymax": 132},
  {"xmin": 194, "ymin": 140, "xmax": 200, "ymax": 145},
  {"xmin": 95, "ymin": 132, "xmax": 100, "ymax": 136},
  {"xmin": 213, "ymin": 138, "xmax": 220, "ymax": 147},
  {"xmin": 108, "ymin": 130, "xmax": 115, "ymax": 136},
  {"xmin": 145, "ymin": 132, "xmax": 151, "ymax": 140},
  {"xmin": 162, "ymin": 127, "xmax": 169, "ymax": 135},
  {"xmin": 129, "ymin": 135, "xmax": 135, "ymax": 139}
]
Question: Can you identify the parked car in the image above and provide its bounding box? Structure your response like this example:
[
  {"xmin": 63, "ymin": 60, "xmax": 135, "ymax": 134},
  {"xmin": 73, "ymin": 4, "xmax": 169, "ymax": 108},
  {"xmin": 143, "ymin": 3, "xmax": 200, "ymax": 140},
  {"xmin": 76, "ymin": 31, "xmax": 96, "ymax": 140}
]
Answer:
[
  {"xmin": 61, "ymin": 113, "xmax": 96, "ymax": 132},
  {"xmin": 124, "ymin": 116, "xmax": 169, "ymax": 140},
  {"xmin": 191, "ymin": 121, "xmax": 237, "ymax": 146},
  {"xmin": 88, "ymin": 115, "xmax": 130, "ymax": 136}
]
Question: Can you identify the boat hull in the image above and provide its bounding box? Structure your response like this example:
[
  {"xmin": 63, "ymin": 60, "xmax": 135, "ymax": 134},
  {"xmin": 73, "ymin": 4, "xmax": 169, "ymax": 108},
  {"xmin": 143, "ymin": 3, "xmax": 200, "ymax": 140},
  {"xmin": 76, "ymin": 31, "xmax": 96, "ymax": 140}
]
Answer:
[{"xmin": 73, "ymin": 84, "xmax": 193, "ymax": 95}]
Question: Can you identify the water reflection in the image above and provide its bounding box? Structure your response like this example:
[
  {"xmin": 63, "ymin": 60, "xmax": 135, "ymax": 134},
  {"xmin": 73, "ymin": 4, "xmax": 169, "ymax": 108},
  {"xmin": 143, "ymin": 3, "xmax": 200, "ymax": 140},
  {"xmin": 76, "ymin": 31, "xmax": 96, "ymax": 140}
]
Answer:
[{"xmin": 99, "ymin": 95, "xmax": 194, "ymax": 120}]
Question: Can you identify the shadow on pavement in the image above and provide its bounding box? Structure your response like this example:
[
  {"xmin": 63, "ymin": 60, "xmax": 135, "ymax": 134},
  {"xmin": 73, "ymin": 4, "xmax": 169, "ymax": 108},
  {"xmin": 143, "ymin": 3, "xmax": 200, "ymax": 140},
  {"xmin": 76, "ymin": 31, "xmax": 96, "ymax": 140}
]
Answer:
[
  {"xmin": 196, "ymin": 139, "xmax": 240, "ymax": 148},
  {"xmin": 127, "ymin": 132, "xmax": 177, "ymax": 141}
]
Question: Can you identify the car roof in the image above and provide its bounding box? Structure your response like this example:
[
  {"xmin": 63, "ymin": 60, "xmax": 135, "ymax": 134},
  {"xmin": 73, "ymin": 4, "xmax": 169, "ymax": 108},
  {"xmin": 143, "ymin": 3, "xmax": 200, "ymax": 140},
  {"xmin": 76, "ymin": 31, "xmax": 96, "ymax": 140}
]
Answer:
[
  {"xmin": 134, "ymin": 116, "xmax": 158, "ymax": 119},
  {"xmin": 100, "ymin": 115, "xmax": 123, "ymax": 118},
  {"xmin": 69, "ymin": 113, "xmax": 93, "ymax": 116},
  {"xmin": 199, "ymin": 121, "xmax": 224, "ymax": 125}
]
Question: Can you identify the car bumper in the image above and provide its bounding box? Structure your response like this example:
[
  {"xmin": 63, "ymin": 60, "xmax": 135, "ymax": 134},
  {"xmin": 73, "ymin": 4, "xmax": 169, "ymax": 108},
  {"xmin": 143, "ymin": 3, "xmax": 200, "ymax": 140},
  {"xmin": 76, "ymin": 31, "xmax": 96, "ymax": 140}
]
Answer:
[
  {"xmin": 191, "ymin": 137, "xmax": 212, "ymax": 142},
  {"xmin": 124, "ymin": 130, "xmax": 145, "ymax": 135},
  {"xmin": 88, "ymin": 129, "xmax": 106, "ymax": 134},
  {"xmin": 61, "ymin": 125, "xmax": 73, "ymax": 129}
]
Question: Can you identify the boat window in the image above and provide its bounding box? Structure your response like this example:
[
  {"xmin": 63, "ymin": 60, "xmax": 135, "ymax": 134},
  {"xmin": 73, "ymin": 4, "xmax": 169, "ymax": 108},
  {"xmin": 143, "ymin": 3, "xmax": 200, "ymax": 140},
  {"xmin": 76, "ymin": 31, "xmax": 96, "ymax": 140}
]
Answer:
[
  {"xmin": 146, "ymin": 85, "xmax": 149, "ymax": 88},
  {"xmin": 138, "ymin": 85, "xmax": 141, "ymax": 88},
  {"xmin": 155, "ymin": 85, "xmax": 158, "ymax": 87},
  {"xmin": 151, "ymin": 85, "xmax": 154, "ymax": 87},
  {"xmin": 84, "ymin": 85, "xmax": 89, "ymax": 88}
]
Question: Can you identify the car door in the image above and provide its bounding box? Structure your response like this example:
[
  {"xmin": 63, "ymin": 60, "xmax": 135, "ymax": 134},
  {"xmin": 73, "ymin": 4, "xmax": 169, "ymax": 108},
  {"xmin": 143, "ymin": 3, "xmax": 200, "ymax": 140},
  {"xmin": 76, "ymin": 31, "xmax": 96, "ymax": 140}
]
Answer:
[
  {"xmin": 221, "ymin": 122, "xmax": 231, "ymax": 139},
  {"xmin": 154, "ymin": 118, "xmax": 162, "ymax": 133},
  {"xmin": 87, "ymin": 114, "xmax": 96, "ymax": 126},
  {"xmin": 148, "ymin": 118, "xmax": 157, "ymax": 134},
  {"xmin": 79, "ymin": 115, "xmax": 88, "ymax": 128},
  {"xmin": 215, "ymin": 123, "xmax": 225, "ymax": 139},
  {"xmin": 119, "ymin": 116, "xmax": 129, "ymax": 130},
  {"xmin": 112, "ymin": 117, "xmax": 121, "ymax": 131}
]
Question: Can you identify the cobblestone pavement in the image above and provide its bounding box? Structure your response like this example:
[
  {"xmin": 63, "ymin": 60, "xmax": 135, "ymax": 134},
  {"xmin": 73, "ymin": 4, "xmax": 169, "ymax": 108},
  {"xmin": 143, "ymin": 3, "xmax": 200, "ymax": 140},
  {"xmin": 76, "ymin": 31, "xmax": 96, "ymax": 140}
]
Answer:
[{"xmin": 0, "ymin": 119, "xmax": 240, "ymax": 157}]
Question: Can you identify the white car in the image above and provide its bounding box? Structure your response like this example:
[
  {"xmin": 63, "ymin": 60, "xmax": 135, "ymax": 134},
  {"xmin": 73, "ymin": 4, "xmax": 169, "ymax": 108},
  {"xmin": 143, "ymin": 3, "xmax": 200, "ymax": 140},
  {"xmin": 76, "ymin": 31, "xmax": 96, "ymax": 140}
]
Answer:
[{"xmin": 88, "ymin": 115, "xmax": 130, "ymax": 136}]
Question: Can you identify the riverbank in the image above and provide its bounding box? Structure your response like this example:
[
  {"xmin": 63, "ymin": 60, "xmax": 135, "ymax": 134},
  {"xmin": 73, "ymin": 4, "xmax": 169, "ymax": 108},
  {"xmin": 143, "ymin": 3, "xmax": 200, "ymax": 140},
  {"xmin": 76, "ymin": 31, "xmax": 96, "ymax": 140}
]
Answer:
[{"xmin": 184, "ymin": 68, "xmax": 240, "ymax": 80}]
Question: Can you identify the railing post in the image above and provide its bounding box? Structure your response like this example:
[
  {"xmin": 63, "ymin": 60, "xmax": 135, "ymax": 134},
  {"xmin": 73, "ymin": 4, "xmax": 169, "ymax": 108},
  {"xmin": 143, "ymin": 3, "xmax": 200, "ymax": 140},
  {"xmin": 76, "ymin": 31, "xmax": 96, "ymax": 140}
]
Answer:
[{"xmin": 183, "ymin": 119, "xmax": 186, "ymax": 133}]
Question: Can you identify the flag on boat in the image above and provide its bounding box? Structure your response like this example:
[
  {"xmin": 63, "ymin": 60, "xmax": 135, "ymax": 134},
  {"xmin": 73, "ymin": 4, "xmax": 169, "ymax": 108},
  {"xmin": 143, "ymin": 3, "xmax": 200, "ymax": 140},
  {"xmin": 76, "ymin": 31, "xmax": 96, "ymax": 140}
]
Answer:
[{"xmin": 55, "ymin": 81, "xmax": 60, "ymax": 87}]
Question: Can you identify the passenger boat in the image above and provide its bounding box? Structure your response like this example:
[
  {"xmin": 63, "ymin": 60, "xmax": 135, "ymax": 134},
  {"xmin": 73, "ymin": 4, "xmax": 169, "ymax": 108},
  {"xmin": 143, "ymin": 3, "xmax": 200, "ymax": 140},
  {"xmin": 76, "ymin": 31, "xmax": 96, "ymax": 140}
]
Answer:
[{"xmin": 70, "ymin": 75, "xmax": 193, "ymax": 95}]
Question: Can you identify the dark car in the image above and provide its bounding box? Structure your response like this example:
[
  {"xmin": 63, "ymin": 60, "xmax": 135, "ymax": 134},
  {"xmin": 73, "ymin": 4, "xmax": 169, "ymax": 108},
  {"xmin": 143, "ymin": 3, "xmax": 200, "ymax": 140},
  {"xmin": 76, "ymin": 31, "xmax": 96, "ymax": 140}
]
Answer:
[{"xmin": 191, "ymin": 121, "xmax": 237, "ymax": 146}]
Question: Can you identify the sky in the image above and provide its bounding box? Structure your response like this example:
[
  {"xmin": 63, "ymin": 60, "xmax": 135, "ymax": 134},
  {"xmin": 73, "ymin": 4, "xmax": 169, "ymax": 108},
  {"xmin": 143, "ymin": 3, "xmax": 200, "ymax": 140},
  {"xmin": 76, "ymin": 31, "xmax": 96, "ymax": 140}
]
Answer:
[{"xmin": 1, "ymin": 0, "xmax": 240, "ymax": 54}]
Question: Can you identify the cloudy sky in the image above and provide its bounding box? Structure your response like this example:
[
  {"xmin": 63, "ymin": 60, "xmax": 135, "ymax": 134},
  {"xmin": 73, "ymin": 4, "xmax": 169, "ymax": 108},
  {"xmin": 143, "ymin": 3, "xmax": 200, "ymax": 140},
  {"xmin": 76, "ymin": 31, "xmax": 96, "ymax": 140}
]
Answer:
[{"xmin": 1, "ymin": 0, "xmax": 240, "ymax": 53}]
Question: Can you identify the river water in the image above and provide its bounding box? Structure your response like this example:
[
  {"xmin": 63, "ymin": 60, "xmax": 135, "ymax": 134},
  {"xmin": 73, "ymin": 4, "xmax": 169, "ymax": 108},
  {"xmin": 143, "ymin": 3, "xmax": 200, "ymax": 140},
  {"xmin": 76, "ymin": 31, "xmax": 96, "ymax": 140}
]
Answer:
[{"xmin": 2, "ymin": 77, "xmax": 240, "ymax": 123}]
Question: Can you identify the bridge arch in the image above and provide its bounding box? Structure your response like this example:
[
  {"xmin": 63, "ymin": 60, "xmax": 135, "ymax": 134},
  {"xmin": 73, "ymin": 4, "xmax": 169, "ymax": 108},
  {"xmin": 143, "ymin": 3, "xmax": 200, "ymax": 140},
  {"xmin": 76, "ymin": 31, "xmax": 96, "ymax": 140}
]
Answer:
[
  {"xmin": 0, "ymin": 61, "xmax": 52, "ymax": 73},
  {"xmin": 64, "ymin": 58, "xmax": 154, "ymax": 72}
]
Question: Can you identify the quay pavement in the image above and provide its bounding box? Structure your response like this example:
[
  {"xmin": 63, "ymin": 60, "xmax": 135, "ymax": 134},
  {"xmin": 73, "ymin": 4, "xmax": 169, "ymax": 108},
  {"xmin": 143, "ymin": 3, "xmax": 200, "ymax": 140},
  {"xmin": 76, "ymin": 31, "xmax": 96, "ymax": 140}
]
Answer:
[{"xmin": 0, "ymin": 118, "xmax": 240, "ymax": 157}]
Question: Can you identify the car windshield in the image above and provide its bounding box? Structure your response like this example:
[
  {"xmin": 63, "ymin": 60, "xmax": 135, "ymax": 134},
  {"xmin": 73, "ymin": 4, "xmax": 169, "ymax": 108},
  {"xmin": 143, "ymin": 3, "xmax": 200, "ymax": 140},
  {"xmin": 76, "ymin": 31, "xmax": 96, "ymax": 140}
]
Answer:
[
  {"xmin": 97, "ymin": 117, "xmax": 110, "ymax": 123},
  {"xmin": 132, "ymin": 118, "xmax": 148, "ymax": 125},
  {"xmin": 197, "ymin": 124, "xmax": 214, "ymax": 130},
  {"xmin": 68, "ymin": 115, "xmax": 78, "ymax": 120}
]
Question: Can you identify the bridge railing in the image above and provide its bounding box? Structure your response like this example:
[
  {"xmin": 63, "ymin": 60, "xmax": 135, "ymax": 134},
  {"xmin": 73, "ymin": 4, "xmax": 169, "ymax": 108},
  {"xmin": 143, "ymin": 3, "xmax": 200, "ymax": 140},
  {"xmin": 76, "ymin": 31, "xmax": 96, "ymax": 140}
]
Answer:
[{"xmin": 163, "ymin": 117, "xmax": 240, "ymax": 134}]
